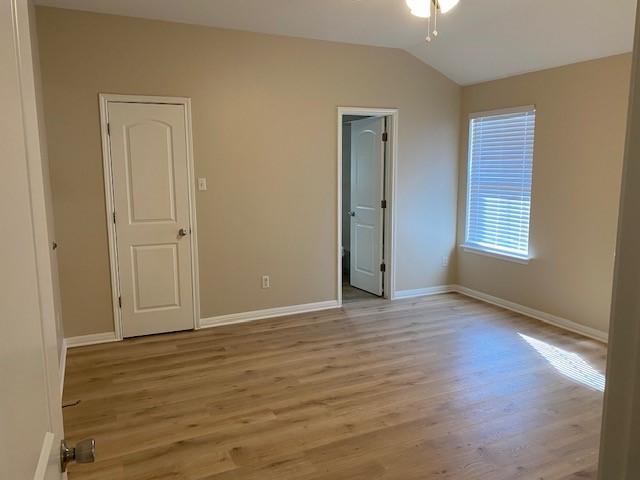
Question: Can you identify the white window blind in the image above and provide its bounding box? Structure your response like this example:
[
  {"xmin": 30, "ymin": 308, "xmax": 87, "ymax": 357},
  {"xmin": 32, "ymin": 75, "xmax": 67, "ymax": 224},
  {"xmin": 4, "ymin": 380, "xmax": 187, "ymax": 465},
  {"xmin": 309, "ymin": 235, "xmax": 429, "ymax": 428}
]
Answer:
[{"xmin": 465, "ymin": 107, "xmax": 536, "ymax": 260}]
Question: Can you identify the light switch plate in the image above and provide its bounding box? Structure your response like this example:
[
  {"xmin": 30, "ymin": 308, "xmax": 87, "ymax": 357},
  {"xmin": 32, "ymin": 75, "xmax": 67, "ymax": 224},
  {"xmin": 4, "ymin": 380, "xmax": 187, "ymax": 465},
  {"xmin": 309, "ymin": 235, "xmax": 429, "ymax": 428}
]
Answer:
[{"xmin": 198, "ymin": 178, "xmax": 207, "ymax": 191}]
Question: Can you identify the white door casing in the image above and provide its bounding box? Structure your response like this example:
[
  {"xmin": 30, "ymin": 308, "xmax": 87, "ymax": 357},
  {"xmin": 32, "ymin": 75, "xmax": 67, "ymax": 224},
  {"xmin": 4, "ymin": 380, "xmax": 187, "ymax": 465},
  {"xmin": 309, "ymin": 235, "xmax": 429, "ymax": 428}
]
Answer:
[
  {"xmin": 106, "ymin": 101, "xmax": 196, "ymax": 338},
  {"xmin": 349, "ymin": 117, "xmax": 385, "ymax": 296}
]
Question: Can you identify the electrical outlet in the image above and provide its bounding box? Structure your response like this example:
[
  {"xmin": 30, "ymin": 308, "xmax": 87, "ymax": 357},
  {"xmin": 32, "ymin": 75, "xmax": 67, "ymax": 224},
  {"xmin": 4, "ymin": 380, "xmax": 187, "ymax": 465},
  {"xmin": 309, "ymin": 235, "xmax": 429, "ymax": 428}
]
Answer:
[
  {"xmin": 442, "ymin": 256, "xmax": 449, "ymax": 267},
  {"xmin": 262, "ymin": 275, "xmax": 270, "ymax": 289},
  {"xmin": 198, "ymin": 178, "xmax": 207, "ymax": 191}
]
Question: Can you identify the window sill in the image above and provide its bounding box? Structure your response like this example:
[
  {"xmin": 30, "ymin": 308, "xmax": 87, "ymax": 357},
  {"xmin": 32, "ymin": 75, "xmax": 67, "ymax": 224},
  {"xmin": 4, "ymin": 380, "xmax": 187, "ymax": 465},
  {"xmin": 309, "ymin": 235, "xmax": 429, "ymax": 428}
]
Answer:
[{"xmin": 460, "ymin": 245, "xmax": 530, "ymax": 265}]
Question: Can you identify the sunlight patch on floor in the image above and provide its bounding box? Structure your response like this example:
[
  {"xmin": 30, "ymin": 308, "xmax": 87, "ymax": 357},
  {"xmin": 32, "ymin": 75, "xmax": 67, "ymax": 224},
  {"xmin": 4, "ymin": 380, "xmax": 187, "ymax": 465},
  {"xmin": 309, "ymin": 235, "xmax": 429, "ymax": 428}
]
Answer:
[{"xmin": 518, "ymin": 333, "xmax": 605, "ymax": 392}]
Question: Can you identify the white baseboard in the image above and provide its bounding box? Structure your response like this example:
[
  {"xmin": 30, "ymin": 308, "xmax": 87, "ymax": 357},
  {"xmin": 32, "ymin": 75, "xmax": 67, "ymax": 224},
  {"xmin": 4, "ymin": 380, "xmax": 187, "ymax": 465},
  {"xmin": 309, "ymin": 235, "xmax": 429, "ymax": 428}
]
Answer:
[
  {"xmin": 393, "ymin": 285, "xmax": 455, "ymax": 299},
  {"xmin": 391, "ymin": 283, "xmax": 607, "ymax": 343},
  {"xmin": 59, "ymin": 339, "xmax": 67, "ymax": 400},
  {"xmin": 65, "ymin": 331, "xmax": 118, "ymax": 348},
  {"xmin": 453, "ymin": 285, "xmax": 608, "ymax": 343},
  {"xmin": 200, "ymin": 300, "xmax": 340, "ymax": 329},
  {"xmin": 60, "ymin": 285, "xmax": 606, "ymax": 352}
]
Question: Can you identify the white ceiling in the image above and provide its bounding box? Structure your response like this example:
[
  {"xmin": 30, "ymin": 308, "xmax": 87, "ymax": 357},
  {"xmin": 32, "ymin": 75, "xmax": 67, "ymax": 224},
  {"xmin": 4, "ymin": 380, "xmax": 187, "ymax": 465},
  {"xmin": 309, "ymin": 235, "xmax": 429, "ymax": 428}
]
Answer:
[{"xmin": 35, "ymin": 0, "xmax": 637, "ymax": 85}]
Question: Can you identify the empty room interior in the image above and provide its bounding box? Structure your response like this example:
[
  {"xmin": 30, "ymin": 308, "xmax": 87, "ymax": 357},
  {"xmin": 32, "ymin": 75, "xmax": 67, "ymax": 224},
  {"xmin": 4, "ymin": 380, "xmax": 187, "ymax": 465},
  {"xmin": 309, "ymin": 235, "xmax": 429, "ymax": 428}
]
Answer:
[{"xmin": 5, "ymin": 0, "xmax": 640, "ymax": 479}]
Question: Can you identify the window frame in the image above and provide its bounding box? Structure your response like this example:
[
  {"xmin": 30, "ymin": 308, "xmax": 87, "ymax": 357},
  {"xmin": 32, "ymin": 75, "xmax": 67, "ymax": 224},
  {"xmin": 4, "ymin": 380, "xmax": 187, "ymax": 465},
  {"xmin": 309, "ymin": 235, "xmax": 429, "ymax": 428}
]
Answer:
[{"xmin": 463, "ymin": 105, "xmax": 536, "ymax": 264}]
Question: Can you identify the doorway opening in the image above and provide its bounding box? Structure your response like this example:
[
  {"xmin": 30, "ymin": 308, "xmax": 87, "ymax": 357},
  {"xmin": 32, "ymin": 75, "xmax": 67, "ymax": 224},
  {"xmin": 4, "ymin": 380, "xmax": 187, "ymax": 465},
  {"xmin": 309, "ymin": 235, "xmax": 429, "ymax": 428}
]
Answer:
[{"xmin": 337, "ymin": 108, "xmax": 398, "ymax": 305}]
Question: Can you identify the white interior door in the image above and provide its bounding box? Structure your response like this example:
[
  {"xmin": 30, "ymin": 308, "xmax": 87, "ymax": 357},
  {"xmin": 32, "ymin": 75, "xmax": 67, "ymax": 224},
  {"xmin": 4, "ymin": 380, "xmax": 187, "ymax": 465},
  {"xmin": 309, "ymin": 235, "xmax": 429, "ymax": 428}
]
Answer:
[
  {"xmin": 1, "ymin": 1, "xmax": 64, "ymax": 478},
  {"xmin": 107, "ymin": 102, "xmax": 195, "ymax": 338},
  {"xmin": 350, "ymin": 117, "xmax": 385, "ymax": 296}
]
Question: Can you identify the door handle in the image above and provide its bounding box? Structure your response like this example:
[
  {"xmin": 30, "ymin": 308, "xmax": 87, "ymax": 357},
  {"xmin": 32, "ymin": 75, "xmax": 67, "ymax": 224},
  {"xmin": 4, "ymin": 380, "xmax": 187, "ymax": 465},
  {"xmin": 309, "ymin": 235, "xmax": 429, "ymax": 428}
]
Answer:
[
  {"xmin": 60, "ymin": 438, "xmax": 96, "ymax": 472},
  {"xmin": 178, "ymin": 227, "xmax": 191, "ymax": 237},
  {"xmin": 348, "ymin": 211, "xmax": 355, "ymax": 217}
]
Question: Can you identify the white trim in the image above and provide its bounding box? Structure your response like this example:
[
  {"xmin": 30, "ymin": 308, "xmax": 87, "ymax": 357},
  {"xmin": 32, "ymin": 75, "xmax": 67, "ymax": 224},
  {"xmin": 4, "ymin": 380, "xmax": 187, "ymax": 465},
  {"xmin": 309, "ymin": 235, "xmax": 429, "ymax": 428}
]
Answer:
[
  {"xmin": 98, "ymin": 95, "xmax": 122, "ymax": 339},
  {"xmin": 33, "ymin": 432, "xmax": 55, "ymax": 480},
  {"xmin": 337, "ymin": 107, "xmax": 399, "ymax": 305},
  {"xmin": 99, "ymin": 93, "xmax": 190, "ymax": 105},
  {"xmin": 461, "ymin": 245, "xmax": 530, "ymax": 264},
  {"xmin": 200, "ymin": 300, "xmax": 340, "ymax": 329},
  {"xmin": 469, "ymin": 104, "xmax": 536, "ymax": 119},
  {"xmin": 454, "ymin": 285, "xmax": 608, "ymax": 343},
  {"xmin": 62, "ymin": 284, "xmax": 607, "ymax": 351},
  {"xmin": 59, "ymin": 339, "xmax": 67, "ymax": 400},
  {"xmin": 98, "ymin": 94, "xmax": 201, "ymax": 339},
  {"xmin": 394, "ymin": 285, "xmax": 456, "ymax": 299},
  {"xmin": 184, "ymin": 99, "xmax": 202, "ymax": 329},
  {"xmin": 65, "ymin": 332, "xmax": 118, "ymax": 348}
]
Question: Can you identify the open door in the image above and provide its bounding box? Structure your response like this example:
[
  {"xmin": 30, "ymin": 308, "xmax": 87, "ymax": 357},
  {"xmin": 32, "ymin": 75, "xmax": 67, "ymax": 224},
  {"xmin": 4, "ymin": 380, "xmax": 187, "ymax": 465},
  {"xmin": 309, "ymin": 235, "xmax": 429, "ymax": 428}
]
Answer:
[
  {"xmin": 349, "ymin": 117, "xmax": 386, "ymax": 296},
  {"xmin": 0, "ymin": 1, "xmax": 75, "ymax": 478}
]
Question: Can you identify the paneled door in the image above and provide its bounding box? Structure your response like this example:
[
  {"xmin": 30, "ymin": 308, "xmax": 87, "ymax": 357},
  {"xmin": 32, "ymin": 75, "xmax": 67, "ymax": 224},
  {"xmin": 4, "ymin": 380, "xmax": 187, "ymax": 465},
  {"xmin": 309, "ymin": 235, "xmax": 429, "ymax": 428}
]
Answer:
[
  {"xmin": 107, "ymin": 101, "xmax": 195, "ymax": 337},
  {"xmin": 350, "ymin": 117, "xmax": 385, "ymax": 296}
]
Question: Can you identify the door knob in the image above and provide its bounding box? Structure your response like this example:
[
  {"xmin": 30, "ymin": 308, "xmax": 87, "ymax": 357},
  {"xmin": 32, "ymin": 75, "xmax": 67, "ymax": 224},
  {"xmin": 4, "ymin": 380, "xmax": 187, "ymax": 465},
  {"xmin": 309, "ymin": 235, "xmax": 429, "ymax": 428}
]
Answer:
[
  {"xmin": 178, "ymin": 227, "xmax": 191, "ymax": 237},
  {"xmin": 60, "ymin": 438, "xmax": 96, "ymax": 472}
]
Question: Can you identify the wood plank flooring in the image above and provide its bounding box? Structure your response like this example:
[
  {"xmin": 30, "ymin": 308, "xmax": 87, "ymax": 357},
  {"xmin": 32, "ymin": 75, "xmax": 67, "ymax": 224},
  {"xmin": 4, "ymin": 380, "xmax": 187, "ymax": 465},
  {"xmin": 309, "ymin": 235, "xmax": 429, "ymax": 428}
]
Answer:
[{"xmin": 62, "ymin": 293, "xmax": 607, "ymax": 479}]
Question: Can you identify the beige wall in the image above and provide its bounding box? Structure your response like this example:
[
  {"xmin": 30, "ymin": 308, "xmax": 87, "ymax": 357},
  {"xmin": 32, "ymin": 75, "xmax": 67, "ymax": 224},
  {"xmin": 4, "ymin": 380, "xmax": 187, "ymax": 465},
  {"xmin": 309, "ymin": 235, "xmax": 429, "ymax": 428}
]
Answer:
[
  {"xmin": 36, "ymin": 7, "xmax": 461, "ymax": 337},
  {"xmin": 457, "ymin": 54, "xmax": 632, "ymax": 335}
]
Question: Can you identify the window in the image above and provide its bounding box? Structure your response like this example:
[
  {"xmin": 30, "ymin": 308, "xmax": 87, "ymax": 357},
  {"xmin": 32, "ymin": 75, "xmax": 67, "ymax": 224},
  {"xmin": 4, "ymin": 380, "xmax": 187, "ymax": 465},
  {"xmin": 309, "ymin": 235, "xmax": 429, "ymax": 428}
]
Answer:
[{"xmin": 464, "ymin": 106, "xmax": 536, "ymax": 261}]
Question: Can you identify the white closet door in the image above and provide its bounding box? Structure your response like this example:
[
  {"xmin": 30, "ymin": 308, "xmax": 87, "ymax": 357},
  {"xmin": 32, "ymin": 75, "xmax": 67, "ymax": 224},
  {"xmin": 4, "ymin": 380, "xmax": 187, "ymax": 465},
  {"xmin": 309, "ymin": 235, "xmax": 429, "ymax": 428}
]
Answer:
[
  {"xmin": 350, "ymin": 117, "xmax": 385, "ymax": 296},
  {"xmin": 108, "ymin": 102, "xmax": 195, "ymax": 337}
]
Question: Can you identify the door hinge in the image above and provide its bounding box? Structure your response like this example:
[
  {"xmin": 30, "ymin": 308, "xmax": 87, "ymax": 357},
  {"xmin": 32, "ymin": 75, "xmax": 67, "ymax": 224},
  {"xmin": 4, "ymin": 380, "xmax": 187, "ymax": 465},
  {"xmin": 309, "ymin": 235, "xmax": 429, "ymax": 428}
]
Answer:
[
  {"xmin": 107, "ymin": 123, "xmax": 111, "ymax": 136},
  {"xmin": 382, "ymin": 132, "xmax": 388, "ymax": 142},
  {"xmin": 380, "ymin": 263, "xmax": 386, "ymax": 272},
  {"xmin": 112, "ymin": 212, "xmax": 116, "ymax": 224},
  {"xmin": 118, "ymin": 296, "xmax": 122, "ymax": 308},
  {"xmin": 381, "ymin": 199, "xmax": 387, "ymax": 209}
]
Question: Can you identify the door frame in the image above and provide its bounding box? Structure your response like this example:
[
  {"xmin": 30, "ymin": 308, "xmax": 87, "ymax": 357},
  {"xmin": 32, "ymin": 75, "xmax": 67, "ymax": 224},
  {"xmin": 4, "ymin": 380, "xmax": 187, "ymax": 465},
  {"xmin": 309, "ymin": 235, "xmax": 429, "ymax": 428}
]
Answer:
[
  {"xmin": 337, "ymin": 107, "xmax": 399, "ymax": 305},
  {"xmin": 98, "ymin": 93, "xmax": 201, "ymax": 340}
]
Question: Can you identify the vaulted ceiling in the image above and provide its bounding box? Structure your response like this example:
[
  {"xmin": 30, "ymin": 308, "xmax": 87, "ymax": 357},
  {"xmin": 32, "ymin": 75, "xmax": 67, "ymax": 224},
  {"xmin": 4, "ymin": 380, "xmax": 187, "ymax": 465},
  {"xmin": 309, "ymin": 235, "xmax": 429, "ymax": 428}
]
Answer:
[{"xmin": 36, "ymin": 0, "xmax": 637, "ymax": 85}]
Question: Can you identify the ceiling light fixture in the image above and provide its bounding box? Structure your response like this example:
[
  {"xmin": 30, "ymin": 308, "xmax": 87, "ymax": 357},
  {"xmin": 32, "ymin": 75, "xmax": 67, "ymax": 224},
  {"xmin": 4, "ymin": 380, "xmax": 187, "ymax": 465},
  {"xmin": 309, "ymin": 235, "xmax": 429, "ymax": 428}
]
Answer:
[
  {"xmin": 437, "ymin": 0, "xmax": 460, "ymax": 14},
  {"xmin": 406, "ymin": 0, "xmax": 460, "ymax": 44},
  {"xmin": 406, "ymin": 0, "xmax": 431, "ymax": 18}
]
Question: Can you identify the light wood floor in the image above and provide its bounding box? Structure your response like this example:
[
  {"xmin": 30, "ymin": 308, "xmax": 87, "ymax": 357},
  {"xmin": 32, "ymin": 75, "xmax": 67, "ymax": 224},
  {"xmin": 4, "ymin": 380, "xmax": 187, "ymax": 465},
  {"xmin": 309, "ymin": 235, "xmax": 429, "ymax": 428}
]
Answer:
[{"xmin": 63, "ymin": 293, "xmax": 607, "ymax": 479}]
